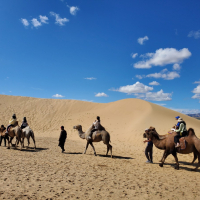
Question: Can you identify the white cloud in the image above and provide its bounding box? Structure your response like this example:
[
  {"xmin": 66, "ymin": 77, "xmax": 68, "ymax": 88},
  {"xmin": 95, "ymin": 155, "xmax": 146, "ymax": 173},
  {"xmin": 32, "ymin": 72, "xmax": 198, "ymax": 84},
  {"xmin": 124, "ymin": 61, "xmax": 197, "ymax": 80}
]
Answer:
[
  {"xmin": 52, "ymin": 94, "xmax": 64, "ymax": 98},
  {"xmin": 67, "ymin": 6, "xmax": 80, "ymax": 15},
  {"xmin": 84, "ymin": 77, "xmax": 96, "ymax": 80},
  {"xmin": 31, "ymin": 18, "xmax": 42, "ymax": 27},
  {"xmin": 137, "ymin": 36, "xmax": 149, "ymax": 45},
  {"xmin": 111, "ymin": 81, "xmax": 153, "ymax": 94},
  {"xmin": 131, "ymin": 53, "xmax": 138, "ymax": 59},
  {"xmin": 192, "ymin": 84, "xmax": 200, "ymax": 103},
  {"xmin": 173, "ymin": 63, "xmax": 181, "ymax": 70},
  {"xmin": 143, "ymin": 89, "xmax": 172, "ymax": 101},
  {"xmin": 170, "ymin": 108, "xmax": 200, "ymax": 114},
  {"xmin": 188, "ymin": 30, "xmax": 200, "ymax": 39},
  {"xmin": 134, "ymin": 48, "xmax": 191, "ymax": 69},
  {"xmin": 21, "ymin": 18, "xmax": 29, "ymax": 27},
  {"xmin": 157, "ymin": 103, "xmax": 166, "ymax": 106},
  {"xmin": 192, "ymin": 85, "xmax": 200, "ymax": 94},
  {"xmin": 135, "ymin": 75, "xmax": 145, "ymax": 79},
  {"xmin": 95, "ymin": 92, "xmax": 108, "ymax": 97},
  {"xmin": 194, "ymin": 81, "xmax": 200, "ymax": 84},
  {"xmin": 39, "ymin": 15, "xmax": 48, "ymax": 24},
  {"xmin": 149, "ymin": 81, "xmax": 160, "ymax": 86},
  {"xmin": 50, "ymin": 12, "xmax": 69, "ymax": 26},
  {"xmin": 146, "ymin": 68, "xmax": 180, "ymax": 80}
]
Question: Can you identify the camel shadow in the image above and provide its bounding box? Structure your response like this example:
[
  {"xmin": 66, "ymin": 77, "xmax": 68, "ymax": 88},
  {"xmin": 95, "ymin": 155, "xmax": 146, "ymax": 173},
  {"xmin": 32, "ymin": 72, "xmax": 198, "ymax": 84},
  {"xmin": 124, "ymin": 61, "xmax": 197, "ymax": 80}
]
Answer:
[
  {"xmin": 63, "ymin": 152, "xmax": 82, "ymax": 155},
  {"xmin": 98, "ymin": 154, "xmax": 134, "ymax": 160},
  {"xmin": 155, "ymin": 162, "xmax": 200, "ymax": 172},
  {"xmin": 11, "ymin": 147, "xmax": 49, "ymax": 152}
]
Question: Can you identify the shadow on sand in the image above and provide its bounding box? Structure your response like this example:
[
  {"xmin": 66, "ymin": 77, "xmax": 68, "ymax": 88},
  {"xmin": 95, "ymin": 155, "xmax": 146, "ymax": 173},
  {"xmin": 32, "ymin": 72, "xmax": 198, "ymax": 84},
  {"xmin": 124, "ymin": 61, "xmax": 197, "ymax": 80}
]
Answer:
[
  {"xmin": 10, "ymin": 146, "xmax": 49, "ymax": 152},
  {"xmin": 154, "ymin": 161, "xmax": 200, "ymax": 172},
  {"xmin": 98, "ymin": 154, "xmax": 134, "ymax": 160},
  {"xmin": 63, "ymin": 152, "xmax": 82, "ymax": 155}
]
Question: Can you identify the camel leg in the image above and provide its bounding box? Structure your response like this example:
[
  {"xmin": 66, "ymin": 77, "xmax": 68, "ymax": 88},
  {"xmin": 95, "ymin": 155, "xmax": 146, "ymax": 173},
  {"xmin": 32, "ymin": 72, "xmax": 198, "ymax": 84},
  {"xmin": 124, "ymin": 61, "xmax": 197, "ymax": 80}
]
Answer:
[
  {"xmin": 89, "ymin": 142, "xmax": 97, "ymax": 156},
  {"xmin": 31, "ymin": 135, "xmax": 36, "ymax": 149},
  {"xmin": 7, "ymin": 137, "xmax": 11, "ymax": 149},
  {"xmin": 159, "ymin": 151, "xmax": 170, "ymax": 167},
  {"xmin": 191, "ymin": 151, "xmax": 198, "ymax": 164},
  {"xmin": 192, "ymin": 153, "xmax": 200, "ymax": 171},
  {"xmin": 106, "ymin": 144, "xmax": 112, "ymax": 158},
  {"xmin": 83, "ymin": 141, "xmax": 89, "ymax": 154},
  {"xmin": 159, "ymin": 150, "xmax": 166, "ymax": 162},
  {"xmin": 172, "ymin": 151, "xmax": 179, "ymax": 170}
]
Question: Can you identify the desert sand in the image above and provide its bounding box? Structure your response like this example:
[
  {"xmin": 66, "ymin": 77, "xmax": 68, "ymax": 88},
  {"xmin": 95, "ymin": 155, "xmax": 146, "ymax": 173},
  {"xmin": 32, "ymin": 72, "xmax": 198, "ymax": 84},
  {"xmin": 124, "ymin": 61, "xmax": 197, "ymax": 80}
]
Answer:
[{"xmin": 0, "ymin": 94, "xmax": 200, "ymax": 199}]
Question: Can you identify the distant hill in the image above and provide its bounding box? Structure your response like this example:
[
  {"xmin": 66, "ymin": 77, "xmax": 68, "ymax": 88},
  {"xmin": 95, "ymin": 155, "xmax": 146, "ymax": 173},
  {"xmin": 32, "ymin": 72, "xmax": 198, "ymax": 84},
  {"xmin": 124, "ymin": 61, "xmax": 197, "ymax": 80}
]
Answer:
[{"xmin": 187, "ymin": 113, "xmax": 200, "ymax": 120}]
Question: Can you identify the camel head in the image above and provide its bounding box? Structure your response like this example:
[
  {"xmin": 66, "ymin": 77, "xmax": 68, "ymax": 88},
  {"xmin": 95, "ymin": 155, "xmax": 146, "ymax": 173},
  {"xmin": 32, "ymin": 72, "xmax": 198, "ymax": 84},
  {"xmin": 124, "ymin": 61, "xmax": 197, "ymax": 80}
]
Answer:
[
  {"xmin": 73, "ymin": 125, "xmax": 82, "ymax": 131},
  {"xmin": 144, "ymin": 127, "xmax": 158, "ymax": 139}
]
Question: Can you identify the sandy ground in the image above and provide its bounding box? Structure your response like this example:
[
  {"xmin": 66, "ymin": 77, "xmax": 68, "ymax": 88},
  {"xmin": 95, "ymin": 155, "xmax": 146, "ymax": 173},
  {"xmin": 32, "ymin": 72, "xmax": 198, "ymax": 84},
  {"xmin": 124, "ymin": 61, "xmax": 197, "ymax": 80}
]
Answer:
[
  {"xmin": 0, "ymin": 95, "xmax": 200, "ymax": 199},
  {"xmin": 1, "ymin": 136, "xmax": 200, "ymax": 200}
]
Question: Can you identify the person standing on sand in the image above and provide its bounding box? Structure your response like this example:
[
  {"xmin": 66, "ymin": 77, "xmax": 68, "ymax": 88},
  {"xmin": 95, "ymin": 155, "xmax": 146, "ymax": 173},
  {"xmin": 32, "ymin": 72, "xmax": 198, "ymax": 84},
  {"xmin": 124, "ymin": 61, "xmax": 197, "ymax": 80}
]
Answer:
[
  {"xmin": 58, "ymin": 126, "xmax": 67, "ymax": 153},
  {"xmin": 143, "ymin": 128, "xmax": 153, "ymax": 163}
]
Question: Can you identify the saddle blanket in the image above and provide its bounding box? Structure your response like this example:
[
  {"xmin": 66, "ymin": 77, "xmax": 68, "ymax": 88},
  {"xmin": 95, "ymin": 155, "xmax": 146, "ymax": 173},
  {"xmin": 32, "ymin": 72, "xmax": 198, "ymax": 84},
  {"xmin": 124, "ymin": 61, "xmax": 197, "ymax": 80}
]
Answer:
[{"xmin": 179, "ymin": 137, "xmax": 186, "ymax": 150}]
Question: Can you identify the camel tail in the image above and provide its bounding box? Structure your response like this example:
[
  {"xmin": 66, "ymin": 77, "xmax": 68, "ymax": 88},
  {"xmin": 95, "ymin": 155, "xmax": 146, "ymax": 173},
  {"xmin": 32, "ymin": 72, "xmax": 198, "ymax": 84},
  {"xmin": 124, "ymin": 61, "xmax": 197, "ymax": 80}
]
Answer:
[{"xmin": 188, "ymin": 128, "xmax": 195, "ymax": 136}]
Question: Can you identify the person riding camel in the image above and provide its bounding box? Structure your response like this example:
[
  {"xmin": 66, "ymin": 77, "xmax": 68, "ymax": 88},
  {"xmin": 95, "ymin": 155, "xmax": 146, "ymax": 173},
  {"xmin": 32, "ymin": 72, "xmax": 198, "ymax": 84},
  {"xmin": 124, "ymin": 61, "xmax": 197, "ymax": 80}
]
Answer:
[
  {"xmin": 171, "ymin": 116, "xmax": 180, "ymax": 131},
  {"xmin": 21, "ymin": 117, "xmax": 29, "ymax": 129},
  {"xmin": 5, "ymin": 114, "xmax": 18, "ymax": 134},
  {"xmin": 88, "ymin": 116, "xmax": 101, "ymax": 140},
  {"xmin": 174, "ymin": 117, "xmax": 188, "ymax": 148}
]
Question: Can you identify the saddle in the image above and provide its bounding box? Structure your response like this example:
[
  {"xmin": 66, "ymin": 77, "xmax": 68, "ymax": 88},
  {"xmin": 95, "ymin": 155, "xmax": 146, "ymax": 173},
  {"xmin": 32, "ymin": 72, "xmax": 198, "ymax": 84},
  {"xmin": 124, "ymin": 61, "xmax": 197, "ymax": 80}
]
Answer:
[{"xmin": 179, "ymin": 137, "xmax": 186, "ymax": 150}]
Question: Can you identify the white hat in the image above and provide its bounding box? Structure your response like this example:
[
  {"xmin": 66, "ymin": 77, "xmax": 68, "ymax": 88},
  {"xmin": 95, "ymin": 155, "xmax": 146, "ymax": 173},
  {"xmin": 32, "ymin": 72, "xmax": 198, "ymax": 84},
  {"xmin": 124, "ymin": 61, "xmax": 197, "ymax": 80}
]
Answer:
[{"xmin": 145, "ymin": 128, "xmax": 148, "ymax": 131}]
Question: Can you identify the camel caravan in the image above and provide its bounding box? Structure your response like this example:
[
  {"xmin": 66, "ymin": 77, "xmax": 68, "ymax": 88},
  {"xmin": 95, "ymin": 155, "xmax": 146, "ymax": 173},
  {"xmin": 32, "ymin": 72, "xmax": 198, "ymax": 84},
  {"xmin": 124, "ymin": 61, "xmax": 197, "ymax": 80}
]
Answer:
[
  {"xmin": 1, "ymin": 113, "xmax": 200, "ymax": 172},
  {"xmin": 0, "ymin": 115, "xmax": 36, "ymax": 150}
]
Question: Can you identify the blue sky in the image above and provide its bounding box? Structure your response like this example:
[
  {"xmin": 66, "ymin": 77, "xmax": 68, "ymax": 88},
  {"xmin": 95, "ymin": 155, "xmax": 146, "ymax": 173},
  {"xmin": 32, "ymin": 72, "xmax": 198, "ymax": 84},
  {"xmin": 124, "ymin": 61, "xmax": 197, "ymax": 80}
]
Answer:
[{"xmin": 0, "ymin": 0, "xmax": 200, "ymax": 114}]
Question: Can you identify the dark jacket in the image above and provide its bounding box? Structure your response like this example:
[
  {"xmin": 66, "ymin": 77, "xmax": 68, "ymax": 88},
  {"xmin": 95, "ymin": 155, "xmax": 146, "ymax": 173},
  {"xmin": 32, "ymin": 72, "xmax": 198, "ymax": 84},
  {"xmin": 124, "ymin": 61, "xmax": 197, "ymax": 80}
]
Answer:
[{"xmin": 59, "ymin": 130, "xmax": 67, "ymax": 144}]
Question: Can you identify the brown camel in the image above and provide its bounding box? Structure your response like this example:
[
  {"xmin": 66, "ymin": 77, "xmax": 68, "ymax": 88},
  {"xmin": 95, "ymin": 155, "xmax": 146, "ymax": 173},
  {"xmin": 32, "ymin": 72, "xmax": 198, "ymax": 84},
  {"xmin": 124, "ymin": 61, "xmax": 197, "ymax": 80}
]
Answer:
[
  {"xmin": 73, "ymin": 124, "xmax": 112, "ymax": 157},
  {"xmin": 6, "ymin": 124, "xmax": 24, "ymax": 150},
  {"xmin": 0, "ymin": 125, "xmax": 9, "ymax": 146},
  {"xmin": 144, "ymin": 127, "xmax": 200, "ymax": 171}
]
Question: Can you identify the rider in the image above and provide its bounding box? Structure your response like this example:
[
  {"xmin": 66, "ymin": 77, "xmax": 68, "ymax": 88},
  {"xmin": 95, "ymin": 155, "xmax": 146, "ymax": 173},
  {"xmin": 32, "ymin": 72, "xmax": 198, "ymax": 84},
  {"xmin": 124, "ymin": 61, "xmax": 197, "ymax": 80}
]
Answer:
[
  {"xmin": 5, "ymin": 114, "xmax": 17, "ymax": 134},
  {"xmin": 88, "ymin": 116, "xmax": 101, "ymax": 140},
  {"xmin": 175, "ymin": 116, "xmax": 181, "ymax": 129},
  {"xmin": 21, "ymin": 117, "xmax": 29, "ymax": 129},
  {"xmin": 174, "ymin": 117, "xmax": 188, "ymax": 148}
]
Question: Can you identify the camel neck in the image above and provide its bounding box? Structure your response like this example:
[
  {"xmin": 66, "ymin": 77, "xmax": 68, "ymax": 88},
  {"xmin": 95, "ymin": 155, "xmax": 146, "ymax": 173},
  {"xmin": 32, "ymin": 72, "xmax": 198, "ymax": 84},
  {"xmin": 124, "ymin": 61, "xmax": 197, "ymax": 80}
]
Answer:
[
  {"xmin": 78, "ymin": 129, "xmax": 86, "ymax": 139},
  {"xmin": 152, "ymin": 136, "xmax": 165, "ymax": 150}
]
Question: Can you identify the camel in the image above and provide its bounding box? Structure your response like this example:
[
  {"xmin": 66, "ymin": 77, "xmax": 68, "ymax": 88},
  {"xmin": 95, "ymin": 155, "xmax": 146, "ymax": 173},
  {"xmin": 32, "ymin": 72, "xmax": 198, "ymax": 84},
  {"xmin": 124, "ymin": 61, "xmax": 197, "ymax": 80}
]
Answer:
[
  {"xmin": 144, "ymin": 127, "xmax": 200, "ymax": 171},
  {"xmin": 0, "ymin": 126, "xmax": 9, "ymax": 146},
  {"xmin": 21, "ymin": 126, "xmax": 36, "ymax": 149},
  {"xmin": 6, "ymin": 124, "xmax": 23, "ymax": 150},
  {"xmin": 73, "ymin": 124, "xmax": 112, "ymax": 157}
]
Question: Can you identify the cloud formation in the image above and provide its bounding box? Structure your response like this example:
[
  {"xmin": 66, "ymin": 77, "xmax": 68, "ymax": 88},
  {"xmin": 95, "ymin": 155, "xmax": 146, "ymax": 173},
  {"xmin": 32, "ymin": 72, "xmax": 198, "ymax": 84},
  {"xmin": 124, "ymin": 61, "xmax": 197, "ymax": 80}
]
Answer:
[
  {"xmin": 192, "ymin": 83, "xmax": 200, "ymax": 102},
  {"xmin": 21, "ymin": 18, "xmax": 29, "ymax": 27},
  {"xmin": 84, "ymin": 77, "xmax": 96, "ymax": 80},
  {"xmin": 67, "ymin": 5, "xmax": 80, "ymax": 15},
  {"xmin": 134, "ymin": 48, "xmax": 191, "ymax": 69},
  {"xmin": 95, "ymin": 92, "xmax": 108, "ymax": 97},
  {"xmin": 146, "ymin": 68, "xmax": 180, "ymax": 80},
  {"xmin": 50, "ymin": 12, "xmax": 69, "ymax": 26},
  {"xmin": 138, "ymin": 36, "xmax": 149, "ymax": 45},
  {"xmin": 52, "ymin": 94, "xmax": 64, "ymax": 98},
  {"xmin": 188, "ymin": 30, "xmax": 200, "ymax": 39},
  {"xmin": 39, "ymin": 15, "xmax": 49, "ymax": 24},
  {"xmin": 31, "ymin": 18, "xmax": 42, "ymax": 27},
  {"xmin": 111, "ymin": 81, "xmax": 153, "ymax": 94},
  {"xmin": 131, "ymin": 53, "xmax": 138, "ymax": 59},
  {"xmin": 170, "ymin": 108, "xmax": 200, "ymax": 114},
  {"xmin": 143, "ymin": 90, "xmax": 172, "ymax": 101},
  {"xmin": 173, "ymin": 63, "xmax": 181, "ymax": 70},
  {"xmin": 149, "ymin": 81, "xmax": 160, "ymax": 86}
]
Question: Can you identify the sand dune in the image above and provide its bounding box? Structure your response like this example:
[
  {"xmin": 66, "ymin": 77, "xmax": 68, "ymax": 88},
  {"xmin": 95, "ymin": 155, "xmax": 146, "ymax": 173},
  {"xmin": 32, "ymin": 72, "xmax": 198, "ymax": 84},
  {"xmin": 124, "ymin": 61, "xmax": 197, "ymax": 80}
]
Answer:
[{"xmin": 0, "ymin": 95, "xmax": 200, "ymax": 199}]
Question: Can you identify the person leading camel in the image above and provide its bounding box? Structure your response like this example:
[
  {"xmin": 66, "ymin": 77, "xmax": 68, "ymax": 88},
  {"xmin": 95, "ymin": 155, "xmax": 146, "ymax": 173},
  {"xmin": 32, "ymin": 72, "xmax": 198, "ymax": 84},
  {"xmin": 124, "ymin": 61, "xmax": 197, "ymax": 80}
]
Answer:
[
  {"xmin": 143, "ymin": 128, "xmax": 153, "ymax": 163},
  {"xmin": 58, "ymin": 126, "xmax": 67, "ymax": 153},
  {"xmin": 5, "ymin": 114, "xmax": 17, "ymax": 134},
  {"xmin": 174, "ymin": 117, "xmax": 188, "ymax": 148},
  {"xmin": 21, "ymin": 117, "xmax": 29, "ymax": 129},
  {"xmin": 88, "ymin": 116, "xmax": 101, "ymax": 140}
]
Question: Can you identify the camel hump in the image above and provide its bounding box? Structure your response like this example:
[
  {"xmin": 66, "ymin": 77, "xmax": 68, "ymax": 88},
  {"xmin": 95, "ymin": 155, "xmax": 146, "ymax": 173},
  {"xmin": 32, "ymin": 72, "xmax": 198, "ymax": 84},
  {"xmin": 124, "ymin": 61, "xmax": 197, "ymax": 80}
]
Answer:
[
  {"xmin": 188, "ymin": 128, "xmax": 195, "ymax": 136},
  {"xmin": 99, "ymin": 124, "xmax": 105, "ymax": 131}
]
